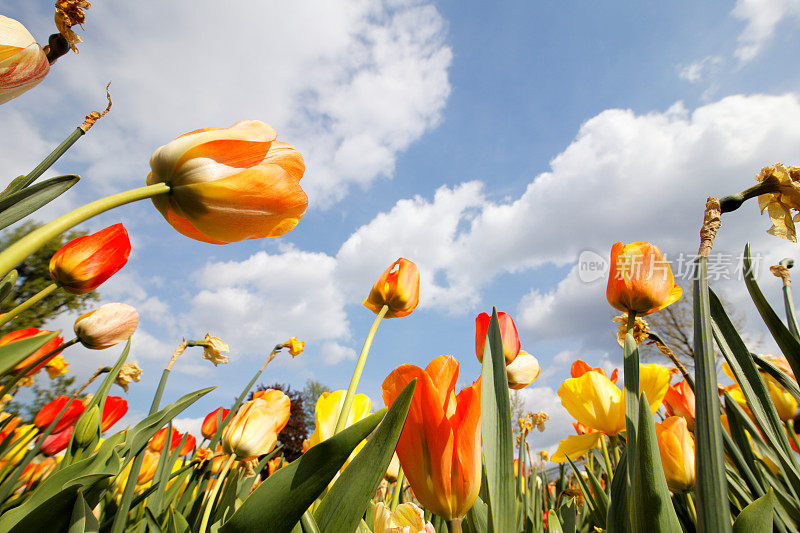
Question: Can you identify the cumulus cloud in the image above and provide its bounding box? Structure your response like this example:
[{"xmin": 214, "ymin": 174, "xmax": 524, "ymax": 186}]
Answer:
[{"xmin": 733, "ymin": 0, "xmax": 800, "ymax": 61}]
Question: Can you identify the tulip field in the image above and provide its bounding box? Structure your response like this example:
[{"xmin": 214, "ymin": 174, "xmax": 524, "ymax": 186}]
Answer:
[{"xmin": 3, "ymin": 5, "xmax": 800, "ymax": 533}]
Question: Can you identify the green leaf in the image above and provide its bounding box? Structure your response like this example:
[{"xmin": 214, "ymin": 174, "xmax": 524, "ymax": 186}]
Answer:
[
  {"xmin": 314, "ymin": 379, "xmax": 416, "ymax": 533},
  {"xmin": 0, "ymin": 270, "xmax": 17, "ymax": 306},
  {"xmin": 0, "ymin": 330, "xmax": 60, "ymax": 376},
  {"xmin": 733, "ymin": 489, "xmax": 775, "ymax": 533},
  {"xmin": 630, "ymin": 393, "xmax": 681, "ymax": 532},
  {"xmin": 547, "ymin": 509, "xmax": 563, "ymax": 533},
  {"xmin": 68, "ymin": 491, "xmax": 99, "ymax": 533},
  {"xmin": 220, "ymin": 408, "xmax": 387, "ymax": 533},
  {"xmin": 465, "ymin": 496, "xmax": 488, "ymax": 533},
  {"xmin": 606, "ymin": 449, "xmax": 628, "ymax": 533},
  {"xmin": 692, "ymin": 256, "xmax": 731, "ymax": 532},
  {"xmin": 480, "ymin": 308, "xmax": 515, "ymax": 532},
  {"xmin": 753, "ymin": 353, "xmax": 800, "ymax": 404},
  {"xmin": 558, "ymin": 499, "xmax": 576, "ymax": 533},
  {"xmin": 564, "ymin": 456, "xmax": 600, "ymax": 526},
  {"xmin": 0, "ymin": 175, "xmax": 80, "ymax": 231}
]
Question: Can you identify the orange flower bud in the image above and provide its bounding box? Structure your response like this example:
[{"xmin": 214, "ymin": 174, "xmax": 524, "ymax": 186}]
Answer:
[
  {"xmin": 149, "ymin": 426, "xmax": 181, "ymax": 453},
  {"xmin": 221, "ymin": 389, "xmax": 291, "ymax": 460},
  {"xmin": 34, "ymin": 395, "xmax": 84, "ymax": 433},
  {"xmin": 138, "ymin": 450, "xmax": 160, "ymax": 485},
  {"xmin": 655, "ymin": 416, "xmax": 695, "ymax": 493},
  {"xmin": 49, "ymin": 224, "xmax": 131, "ymax": 294},
  {"xmin": 0, "ymin": 16, "xmax": 49, "ymax": 105},
  {"xmin": 101, "ymin": 396, "xmax": 128, "ymax": 432},
  {"xmin": 606, "ymin": 242, "xmax": 682, "ymax": 315},
  {"xmin": 0, "ymin": 328, "xmax": 65, "ymax": 376},
  {"xmin": 475, "ymin": 311, "xmax": 520, "ymax": 364},
  {"xmin": 146, "ymin": 121, "xmax": 307, "ymax": 244},
  {"xmin": 363, "ymin": 258, "xmax": 420, "ymax": 318},
  {"xmin": 382, "ymin": 355, "xmax": 481, "ymax": 521},
  {"xmin": 74, "ymin": 303, "xmax": 139, "ymax": 349},
  {"xmin": 201, "ymin": 407, "xmax": 230, "ymax": 440},
  {"xmin": 662, "ymin": 380, "xmax": 695, "ymax": 431}
]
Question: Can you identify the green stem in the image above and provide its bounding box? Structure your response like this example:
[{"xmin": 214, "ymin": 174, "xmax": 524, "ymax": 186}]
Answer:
[
  {"xmin": 0, "ymin": 337, "xmax": 78, "ymax": 399},
  {"xmin": 686, "ymin": 492, "xmax": 697, "ymax": 524},
  {"xmin": 389, "ymin": 467, "xmax": 404, "ymax": 511},
  {"xmin": 623, "ymin": 310, "xmax": 639, "ymax": 484},
  {"xmin": 0, "ymin": 283, "xmax": 58, "ymax": 328},
  {"xmin": 600, "ymin": 436, "xmax": 613, "ymax": 487},
  {"xmin": 300, "ymin": 511, "xmax": 321, "ymax": 533},
  {"xmin": 110, "ymin": 367, "xmax": 173, "ymax": 533},
  {"xmin": 786, "ymin": 420, "xmax": 800, "ymax": 455},
  {"xmin": 333, "ymin": 304, "xmax": 389, "ymax": 433},
  {"xmin": 199, "ymin": 453, "xmax": 236, "ymax": 533},
  {"xmin": 446, "ymin": 518, "xmax": 463, "ymax": 533},
  {"xmin": 516, "ymin": 432, "xmax": 525, "ymax": 498},
  {"xmin": 0, "ymin": 183, "xmax": 171, "ymax": 279},
  {"xmin": 5, "ymin": 128, "xmax": 85, "ymax": 194},
  {"xmin": 782, "ymin": 284, "xmax": 800, "ymax": 341},
  {"xmin": 609, "ymin": 435, "xmax": 621, "ymax": 465}
]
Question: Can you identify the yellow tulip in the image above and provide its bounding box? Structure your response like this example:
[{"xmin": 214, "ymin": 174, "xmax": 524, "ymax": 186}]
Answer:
[
  {"xmin": 306, "ymin": 390, "xmax": 371, "ymax": 449},
  {"xmin": 723, "ymin": 360, "xmax": 798, "ymax": 421},
  {"xmin": 655, "ymin": 416, "xmax": 695, "ymax": 493},
  {"xmin": 373, "ymin": 502, "xmax": 435, "ymax": 533}
]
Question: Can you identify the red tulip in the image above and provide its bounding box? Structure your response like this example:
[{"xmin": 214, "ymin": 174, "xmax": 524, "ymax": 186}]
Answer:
[
  {"xmin": 34, "ymin": 395, "xmax": 84, "ymax": 433},
  {"xmin": 201, "ymin": 407, "xmax": 230, "ymax": 440},
  {"xmin": 475, "ymin": 311, "xmax": 520, "ymax": 364},
  {"xmin": 101, "ymin": 396, "xmax": 128, "ymax": 432},
  {"xmin": 40, "ymin": 427, "xmax": 73, "ymax": 456},
  {"xmin": 49, "ymin": 223, "xmax": 131, "ymax": 294},
  {"xmin": 0, "ymin": 329, "xmax": 65, "ymax": 375}
]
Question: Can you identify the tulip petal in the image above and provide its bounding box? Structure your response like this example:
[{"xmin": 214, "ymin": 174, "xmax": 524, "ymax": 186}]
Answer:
[
  {"xmin": 558, "ymin": 372, "xmax": 625, "ymax": 435},
  {"xmin": 639, "ymin": 364, "xmax": 671, "ymax": 413},
  {"xmin": 551, "ymin": 432, "xmax": 604, "ymax": 463}
]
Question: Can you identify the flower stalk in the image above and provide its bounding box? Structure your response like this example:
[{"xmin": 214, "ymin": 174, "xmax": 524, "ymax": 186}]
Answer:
[
  {"xmin": 199, "ymin": 453, "xmax": 236, "ymax": 533},
  {"xmin": 0, "ymin": 283, "xmax": 57, "ymax": 328}
]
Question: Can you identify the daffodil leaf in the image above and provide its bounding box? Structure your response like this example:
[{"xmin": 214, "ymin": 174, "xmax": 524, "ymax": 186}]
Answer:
[
  {"xmin": 314, "ymin": 379, "xmax": 415, "ymax": 533},
  {"xmin": 220, "ymin": 408, "xmax": 386, "ymax": 533},
  {"xmin": 692, "ymin": 256, "xmax": 731, "ymax": 533},
  {"xmin": 605, "ymin": 449, "xmax": 628, "ymax": 533},
  {"xmin": 480, "ymin": 308, "xmax": 516, "ymax": 533},
  {"xmin": 0, "ymin": 175, "xmax": 80, "ymax": 231},
  {"xmin": 733, "ymin": 489, "xmax": 775, "ymax": 533}
]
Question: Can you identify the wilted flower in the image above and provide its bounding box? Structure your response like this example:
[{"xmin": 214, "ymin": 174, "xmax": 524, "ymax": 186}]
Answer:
[
  {"xmin": 606, "ymin": 242, "xmax": 682, "ymax": 315},
  {"xmin": 373, "ymin": 502, "xmax": 435, "ymax": 533},
  {"xmin": 54, "ymin": 0, "xmax": 90, "ymax": 53},
  {"xmin": 612, "ymin": 313, "xmax": 650, "ymax": 346},
  {"xmin": 475, "ymin": 311, "xmax": 520, "ymax": 364},
  {"xmin": 363, "ymin": 258, "xmax": 420, "ymax": 318},
  {"xmin": 0, "ymin": 16, "xmax": 49, "ymax": 105},
  {"xmin": 0, "ymin": 329, "xmax": 65, "ymax": 376},
  {"xmin": 45, "ymin": 355, "xmax": 69, "ymax": 379},
  {"xmin": 383, "ymin": 355, "xmax": 481, "ymax": 521},
  {"xmin": 655, "ymin": 416, "xmax": 695, "ymax": 493},
  {"xmin": 74, "ymin": 302, "xmax": 139, "ymax": 349},
  {"xmin": 530, "ymin": 411, "xmax": 549, "ymax": 432},
  {"xmin": 147, "ymin": 121, "xmax": 307, "ymax": 244},
  {"xmin": 755, "ymin": 163, "xmax": 800, "ymax": 242},
  {"xmin": 221, "ymin": 390, "xmax": 291, "ymax": 460},
  {"xmin": 282, "ymin": 337, "xmax": 304, "ymax": 356},
  {"xmin": 200, "ymin": 334, "xmax": 229, "ymax": 366},
  {"xmin": 115, "ymin": 361, "xmax": 142, "ymax": 393},
  {"xmin": 49, "ymin": 224, "xmax": 130, "ymax": 294}
]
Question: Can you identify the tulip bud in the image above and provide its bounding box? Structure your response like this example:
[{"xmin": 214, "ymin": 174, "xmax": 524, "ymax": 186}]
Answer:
[
  {"xmin": 74, "ymin": 303, "xmax": 139, "ymax": 349},
  {"xmin": 374, "ymin": 502, "xmax": 435, "ymax": 533},
  {"xmin": 147, "ymin": 121, "xmax": 307, "ymax": 244},
  {"xmin": 606, "ymin": 242, "xmax": 682, "ymax": 315},
  {"xmin": 475, "ymin": 311, "xmax": 520, "ymax": 364},
  {"xmin": 655, "ymin": 416, "xmax": 695, "ymax": 493},
  {"xmin": 363, "ymin": 258, "xmax": 420, "ymax": 318},
  {"xmin": 49, "ymin": 224, "xmax": 131, "ymax": 295},
  {"xmin": 73, "ymin": 405, "xmax": 100, "ymax": 448},
  {"xmin": 506, "ymin": 350, "xmax": 541, "ymax": 390},
  {"xmin": 221, "ymin": 390, "xmax": 291, "ymax": 460},
  {"xmin": 0, "ymin": 16, "xmax": 50, "ymax": 105},
  {"xmin": 201, "ymin": 407, "xmax": 230, "ymax": 440}
]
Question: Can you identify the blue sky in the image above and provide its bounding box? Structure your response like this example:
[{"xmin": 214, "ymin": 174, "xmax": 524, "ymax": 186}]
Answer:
[{"xmin": 3, "ymin": 0, "xmax": 800, "ymax": 451}]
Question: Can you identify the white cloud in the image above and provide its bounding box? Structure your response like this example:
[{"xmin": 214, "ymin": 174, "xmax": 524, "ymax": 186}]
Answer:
[
  {"xmin": 1, "ymin": 0, "xmax": 451, "ymax": 208},
  {"xmin": 516, "ymin": 386, "xmax": 574, "ymax": 453},
  {"xmin": 172, "ymin": 416, "xmax": 204, "ymax": 438},
  {"xmin": 677, "ymin": 55, "xmax": 723, "ymax": 83},
  {"xmin": 733, "ymin": 0, "xmax": 800, "ymax": 61}
]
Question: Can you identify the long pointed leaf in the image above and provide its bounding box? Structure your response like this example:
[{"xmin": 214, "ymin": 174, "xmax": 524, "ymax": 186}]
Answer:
[
  {"xmin": 0, "ymin": 175, "xmax": 80, "ymax": 231},
  {"xmin": 732, "ymin": 489, "xmax": 775, "ymax": 533}
]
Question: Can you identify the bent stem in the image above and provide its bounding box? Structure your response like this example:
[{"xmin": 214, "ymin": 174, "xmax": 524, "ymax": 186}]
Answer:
[
  {"xmin": 333, "ymin": 304, "xmax": 389, "ymax": 434},
  {"xmin": 0, "ymin": 283, "xmax": 58, "ymax": 327},
  {"xmin": 0, "ymin": 183, "xmax": 171, "ymax": 279},
  {"xmin": 199, "ymin": 453, "xmax": 236, "ymax": 533}
]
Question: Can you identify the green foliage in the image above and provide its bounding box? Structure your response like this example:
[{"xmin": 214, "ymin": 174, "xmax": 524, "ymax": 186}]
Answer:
[
  {"xmin": 301, "ymin": 378, "xmax": 330, "ymax": 434},
  {"xmin": 3, "ymin": 374, "xmax": 77, "ymax": 421},
  {"xmin": 0, "ymin": 221, "xmax": 98, "ymax": 339}
]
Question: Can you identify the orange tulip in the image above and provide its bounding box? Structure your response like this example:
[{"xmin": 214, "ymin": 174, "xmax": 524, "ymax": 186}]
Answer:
[
  {"xmin": 138, "ymin": 450, "xmax": 160, "ymax": 485},
  {"xmin": 0, "ymin": 329, "xmax": 65, "ymax": 375},
  {"xmin": 34, "ymin": 395, "xmax": 84, "ymax": 433},
  {"xmin": 149, "ymin": 426, "xmax": 182, "ymax": 452},
  {"xmin": 606, "ymin": 242, "xmax": 682, "ymax": 315},
  {"xmin": 201, "ymin": 407, "xmax": 230, "ymax": 439},
  {"xmin": 267, "ymin": 456, "xmax": 282, "ymax": 475},
  {"xmin": 101, "ymin": 396, "xmax": 128, "ymax": 432},
  {"xmin": 363, "ymin": 258, "xmax": 420, "ymax": 318},
  {"xmin": 49, "ymin": 224, "xmax": 131, "ymax": 294},
  {"xmin": 0, "ymin": 16, "xmax": 49, "ymax": 105},
  {"xmin": 475, "ymin": 311, "xmax": 520, "ymax": 364},
  {"xmin": 663, "ymin": 380, "xmax": 695, "ymax": 431},
  {"xmin": 655, "ymin": 416, "xmax": 695, "ymax": 493},
  {"xmin": 0, "ymin": 414, "xmax": 20, "ymax": 442},
  {"xmin": 147, "ymin": 120, "xmax": 307, "ymax": 244},
  {"xmin": 570, "ymin": 360, "xmax": 619, "ymax": 384},
  {"xmin": 221, "ymin": 389, "xmax": 291, "ymax": 460},
  {"xmin": 74, "ymin": 303, "xmax": 139, "ymax": 349},
  {"xmin": 382, "ymin": 355, "xmax": 481, "ymax": 520}
]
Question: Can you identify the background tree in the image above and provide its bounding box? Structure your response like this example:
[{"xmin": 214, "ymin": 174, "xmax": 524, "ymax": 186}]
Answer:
[
  {"xmin": 3, "ymin": 374, "xmax": 78, "ymax": 419},
  {"xmin": 301, "ymin": 378, "xmax": 330, "ymax": 434},
  {"xmin": 0, "ymin": 221, "xmax": 98, "ymax": 338},
  {"xmin": 247, "ymin": 382, "xmax": 307, "ymax": 462}
]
